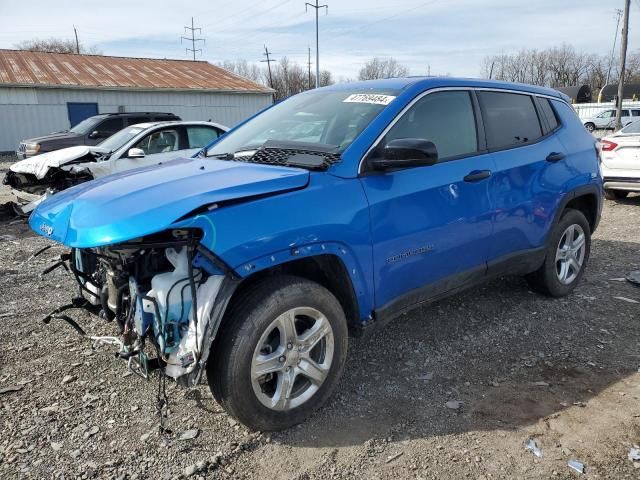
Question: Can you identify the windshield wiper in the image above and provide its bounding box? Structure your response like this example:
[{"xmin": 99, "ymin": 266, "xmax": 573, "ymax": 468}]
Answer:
[{"xmin": 210, "ymin": 152, "xmax": 233, "ymax": 160}]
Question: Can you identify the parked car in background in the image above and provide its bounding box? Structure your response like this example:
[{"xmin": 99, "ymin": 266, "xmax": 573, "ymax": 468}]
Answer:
[
  {"xmin": 5, "ymin": 121, "xmax": 227, "ymax": 213},
  {"xmin": 583, "ymin": 108, "xmax": 640, "ymax": 132},
  {"xmin": 600, "ymin": 119, "xmax": 640, "ymax": 199},
  {"xmin": 16, "ymin": 112, "xmax": 181, "ymax": 159},
  {"xmin": 29, "ymin": 78, "xmax": 602, "ymax": 431}
]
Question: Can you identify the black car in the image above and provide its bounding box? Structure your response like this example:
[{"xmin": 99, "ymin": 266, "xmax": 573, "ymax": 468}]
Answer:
[{"xmin": 16, "ymin": 112, "xmax": 181, "ymax": 159}]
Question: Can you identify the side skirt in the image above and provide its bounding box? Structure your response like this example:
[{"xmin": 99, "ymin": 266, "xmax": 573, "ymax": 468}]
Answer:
[{"xmin": 358, "ymin": 247, "xmax": 545, "ymax": 337}]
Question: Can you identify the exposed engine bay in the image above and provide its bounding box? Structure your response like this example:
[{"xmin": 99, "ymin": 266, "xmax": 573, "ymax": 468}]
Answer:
[
  {"xmin": 42, "ymin": 228, "xmax": 231, "ymax": 390},
  {"xmin": 4, "ymin": 166, "xmax": 94, "ymax": 196}
]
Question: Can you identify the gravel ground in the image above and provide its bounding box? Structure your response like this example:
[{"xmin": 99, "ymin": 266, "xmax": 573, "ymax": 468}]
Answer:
[{"xmin": 1, "ymin": 155, "xmax": 640, "ymax": 479}]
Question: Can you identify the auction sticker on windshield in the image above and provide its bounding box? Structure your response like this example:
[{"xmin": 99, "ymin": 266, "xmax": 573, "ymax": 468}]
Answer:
[{"xmin": 343, "ymin": 94, "xmax": 396, "ymax": 105}]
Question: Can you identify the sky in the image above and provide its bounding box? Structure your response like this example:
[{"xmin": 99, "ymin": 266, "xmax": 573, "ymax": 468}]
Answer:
[{"xmin": 0, "ymin": 0, "xmax": 638, "ymax": 80}]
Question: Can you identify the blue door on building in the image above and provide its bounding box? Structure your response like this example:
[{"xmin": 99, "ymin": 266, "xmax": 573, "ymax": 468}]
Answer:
[{"xmin": 67, "ymin": 102, "xmax": 99, "ymax": 127}]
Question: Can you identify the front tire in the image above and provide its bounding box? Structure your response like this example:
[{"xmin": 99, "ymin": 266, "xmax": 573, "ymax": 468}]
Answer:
[
  {"xmin": 584, "ymin": 122, "xmax": 595, "ymax": 133},
  {"xmin": 526, "ymin": 209, "xmax": 591, "ymax": 297},
  {"xmin": 208, "ymin": 275, "xmax": 348, "ymax": 431},
  {"xmin": 604, "ymin": 189, "xmax": 629, "ymax": 200}
]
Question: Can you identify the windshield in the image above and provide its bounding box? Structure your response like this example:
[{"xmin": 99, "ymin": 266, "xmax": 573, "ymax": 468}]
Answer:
[
  {"xmin": 206, "ymin": 89, "xmax": 399, "ymax": 157},
  {"xmin": 620, "ymin": 119, "xmax": 640, "ymax": 135},
  {"xmin": 98, "ymin": 126, "xmax": 146, "ymax": 151},
  {"xmin": 69, "ymin": 116, "xmax": 105, "ymax": 135}
]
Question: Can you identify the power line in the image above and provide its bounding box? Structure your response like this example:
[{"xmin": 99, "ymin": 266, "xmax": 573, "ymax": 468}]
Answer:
[
  {"xmin": 261, "ymin": 44, "xmax": 276, "ymax": 88},
  {"xmin": 305, "ymin": 0, "xmax": 328, "ymax": 88},
  {"xmin": 605, "ymin": 8, "xmax": 623, "ymax": 88},
  {"xmin": 198, "ymin": 0, "xmax": 291, "ymax": 35},
  {"xmin": 181, "ymin": 17, "xmax": 205, "ymax": 61}
]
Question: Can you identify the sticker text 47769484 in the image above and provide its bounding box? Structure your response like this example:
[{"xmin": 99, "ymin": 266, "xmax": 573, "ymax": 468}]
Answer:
[{"xmin": 343, "ymin": 94, "xmax": 396, "ymax": 105}]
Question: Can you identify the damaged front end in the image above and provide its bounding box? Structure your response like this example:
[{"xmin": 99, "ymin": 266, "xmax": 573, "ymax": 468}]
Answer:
[
  {"xmin": 49, "ymin": 228, "xmax": 236, "ymax": 387},
  {"xmin": 3, "ymin": 147, "xmax": 105, "ymax": 215},
  {"xmin": 4, "ymin": 168, "xmax": 94, "ymax": 215}
]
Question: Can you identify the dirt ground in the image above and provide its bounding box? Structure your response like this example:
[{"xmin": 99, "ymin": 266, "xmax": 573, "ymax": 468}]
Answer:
[{"xmin": 1, "ymin": 155, "xmax": 639, "ymax": 479}]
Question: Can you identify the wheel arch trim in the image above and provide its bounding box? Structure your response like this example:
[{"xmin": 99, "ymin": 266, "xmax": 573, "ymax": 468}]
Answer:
[
  {"xmin": 551, "ymin": 183, "xmax": 602, "ymax": 237},
  {"xmin": 232, "ymin": 242, "xmax": 369, "ymax": 322}
]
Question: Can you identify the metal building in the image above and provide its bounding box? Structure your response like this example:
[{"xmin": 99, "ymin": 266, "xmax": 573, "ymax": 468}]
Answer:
[{"xmin": 0, "ymin": 49, "xmax": 273, "ymax": 152}]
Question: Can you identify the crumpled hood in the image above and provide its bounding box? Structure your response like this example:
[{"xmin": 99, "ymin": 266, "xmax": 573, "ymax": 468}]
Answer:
[
  {"xmin": 29, "ymin": 157, "xmax": 309, "ymax": 248},
  {"xmin": 11, "ymin": 146, "xmax": 108, "ymax": 179}
]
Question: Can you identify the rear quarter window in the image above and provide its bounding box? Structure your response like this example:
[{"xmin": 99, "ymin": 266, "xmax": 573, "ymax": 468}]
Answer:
[
  {"xmin": 537, "ymin": 98, "xmax": 560, "ymax": 133},
  {"xmin": 477, "ymin": 91, "xmax": 542, "ymax": 150}
]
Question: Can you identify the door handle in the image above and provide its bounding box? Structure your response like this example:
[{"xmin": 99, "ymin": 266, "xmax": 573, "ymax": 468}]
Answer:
[
  {"xmin": 463, "ymin": 170, "xmax": 492, "ymax": 182},
  {"xmin": 546, "ymin": 151, "xmax": 566, "ymax": 162}
]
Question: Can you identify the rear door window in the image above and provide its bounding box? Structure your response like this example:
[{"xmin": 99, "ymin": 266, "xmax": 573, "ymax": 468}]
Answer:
[
  {"xmin": 477, "ymin": 91, "xmax": 542, "ymax": 150},
  {"xmin": 127, "ymin": 116, "xmax": 151, "ymax": 126},
  {"xmin": 622, "ymin": 110, "xmax": 631, "ymax": 117},
  {"xmin": 96, "ymin": 117, "xmax": 124, "ymax": 136},
  {"xmin": 186, "ymin": 126, "xmax": 222, "ymax": 148},
  {"xmin": 382, "ymin": 90, "xmax": 478, "ymax": 160}
]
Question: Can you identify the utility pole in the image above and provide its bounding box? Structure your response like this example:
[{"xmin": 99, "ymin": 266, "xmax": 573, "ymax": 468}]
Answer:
[
  {"xmin": 614, "ymin": 0, "xmax": 630, "ymax": 130},
  {"xmin": 307, "ymin": 46, "xmax": 312, "ymax": 89},
  {"xmin": 260, "ymin": 45, "xmax": 275, "ymax": 89},
  {"xmin": 605, "ymin": 9, "xmax": 623, "ymax": 89},
  {"xmin": 305, "ymin": 0, "xmax": 328, "ymax": 88},
  {"xmin": 73, "ymin": 25, "xmax": 80, "ymax": 54},
  {"xmin": 181, "ymin": 17, "xmax": 204, "ymax": 61}
]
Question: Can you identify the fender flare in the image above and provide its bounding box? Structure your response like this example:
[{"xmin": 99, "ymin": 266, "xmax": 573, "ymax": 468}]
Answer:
[
  {"xmin": 549, "ymin": 183, "xmax": 602, "ymax": 237},
  {"xmin": 232, "ymin": 241, "xmax": 371, "ymax": 319}
]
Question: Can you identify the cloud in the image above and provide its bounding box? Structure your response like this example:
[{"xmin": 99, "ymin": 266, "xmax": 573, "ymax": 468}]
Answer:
[{"xmin": 0, "ymin": 0, "xmax": 637, "ymax": 79}]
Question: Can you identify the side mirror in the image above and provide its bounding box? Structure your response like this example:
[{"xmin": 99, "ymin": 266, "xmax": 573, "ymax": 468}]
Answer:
[
  {"xmin": 368, "ymin": 138, "xmax": 438, "ymax": 171},
  {"xmin": 88, "ymin": 130, "xmax": 100, "ymax": 139},
  {"xmin": 127, "ymin": 148, "xmax": 145, "ymax": 158}
]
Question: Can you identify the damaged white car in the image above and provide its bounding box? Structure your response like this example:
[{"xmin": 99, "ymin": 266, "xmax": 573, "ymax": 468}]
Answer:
[{"xmin": 3, "ymin": 121, "xmax": 227, "ymax": 214}]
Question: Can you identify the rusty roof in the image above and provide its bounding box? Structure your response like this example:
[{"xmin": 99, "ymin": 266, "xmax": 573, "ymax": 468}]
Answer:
[{"xmin": 0, "ymin": 49, "xmax": 272, "ymax": 93}]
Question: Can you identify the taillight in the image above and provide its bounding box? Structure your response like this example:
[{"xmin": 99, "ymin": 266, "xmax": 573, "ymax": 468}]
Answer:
[{"xmin": 600, "ymin": 140, "xmax": 618, "ymax": 152}]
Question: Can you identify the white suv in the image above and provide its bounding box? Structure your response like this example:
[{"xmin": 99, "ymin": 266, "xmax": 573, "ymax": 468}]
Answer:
[
  {"xmin": 600, "ymin": 119, "xmax": 640, "ymax": 199},
  {"xmin": 583, "ymin": 108, "xmax": 640, "ymax": 132}
]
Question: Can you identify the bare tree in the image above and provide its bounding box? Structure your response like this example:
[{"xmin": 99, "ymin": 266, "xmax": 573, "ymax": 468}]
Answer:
[
  {"xmin": 318, "ymin": 69, "xmax": 334, "ymax": 87},
  {"xmin": 218, "ymin": 57, "xmax": 335, "ymax": 99},
  {"xmin": 218, "ymin": 59, "xmax": 263, "ymax": 83},
  {"xmin": 358, "ymin": 57, "xmax": 409, "ymax": 80},
  {"xmin": 15, "ymin": 38, "xmax": 102, "ymax": 55},
  {"xmin": 480, "ymin": 44, "xmax": 640, "ymax": 95}
]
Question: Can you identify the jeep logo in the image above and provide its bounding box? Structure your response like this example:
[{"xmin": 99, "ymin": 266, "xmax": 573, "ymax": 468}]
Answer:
[{"xmin": 39, "ymin": 223, "xmax": 54, "ymax": 236}]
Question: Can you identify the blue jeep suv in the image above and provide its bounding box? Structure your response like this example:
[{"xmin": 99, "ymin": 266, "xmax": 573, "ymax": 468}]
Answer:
[{"xmin": 29, "ymin": 77, "xmax": 602, "ymax": 431}]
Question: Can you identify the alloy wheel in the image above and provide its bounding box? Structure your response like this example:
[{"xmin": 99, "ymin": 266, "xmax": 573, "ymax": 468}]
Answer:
[
  {"xmin": 250, "ymin": 307, "xmax": 334, "ymax": 411},
  {"xmin": 555, "ymin": 223, "xmax": 586, "ymax": 285}
]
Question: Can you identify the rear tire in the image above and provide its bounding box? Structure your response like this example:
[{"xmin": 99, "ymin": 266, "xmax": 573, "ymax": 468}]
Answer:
[
  {"xmin": 207, "ymin": 275, "xmax": 348, "ymax": 431},
  {"xmin": 604, "ymin": 189, "xmax": 629, "ymax": 200},
  {"xmin": 526, "ymin": 209, "xmax": 591, "ymax": 297}
]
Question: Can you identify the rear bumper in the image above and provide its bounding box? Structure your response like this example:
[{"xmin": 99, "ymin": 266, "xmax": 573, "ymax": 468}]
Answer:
[{"xmin": 603, "ymin": 176, "xmax": 640, "ymax": 191}]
